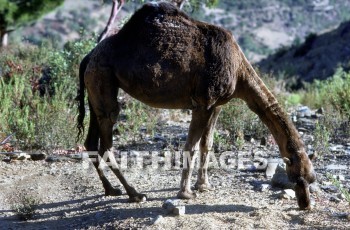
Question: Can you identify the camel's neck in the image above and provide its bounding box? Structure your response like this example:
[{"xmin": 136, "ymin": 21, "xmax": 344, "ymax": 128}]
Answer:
[{"xmin": 235, "ymin": 57, "xmax": 304, "ymax": 158}]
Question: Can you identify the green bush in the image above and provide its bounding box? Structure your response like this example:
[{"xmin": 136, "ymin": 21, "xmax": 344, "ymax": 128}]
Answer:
[
  {"xmin": 11, "ymin": 191, "xmax": 40, "ymax": 221},
  {"xmin": 217, "ymin": 98, "xmax": 269, "ymax": 149},
  {"xmin": 117, "ymin": 95, "xmax": 160, "ymax": 144},
  {"xmin": 0, "ymin": 36, "xmax": 95, "ymax": 151},
  {"xmin": 302, "ymin": 68, "xmax": 350, "ymax": 120},
  {"xmin": 216, "ymin": 73, "xmax": 287, "ymax": 149}
]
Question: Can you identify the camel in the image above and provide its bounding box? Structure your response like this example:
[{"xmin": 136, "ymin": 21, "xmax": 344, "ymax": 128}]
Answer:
[{"xmin": 76, "ymin": 2, "xmax": 316, "ymax": 210}]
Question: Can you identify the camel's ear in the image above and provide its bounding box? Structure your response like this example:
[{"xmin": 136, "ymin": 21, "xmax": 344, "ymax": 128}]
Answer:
[
  {"xmin": 309, "ymin": 152, "xmax": 317, "ymax": 161},
  {"xmin": 283, "ymin": 157, "xmax": 292, "ymax": 166}
]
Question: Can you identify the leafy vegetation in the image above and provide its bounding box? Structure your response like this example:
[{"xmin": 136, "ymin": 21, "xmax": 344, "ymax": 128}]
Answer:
[
  {"xmin": 301, "ymin": 68, "xmax": 350, "ymax": 120},
  {"xmin": 327, "ymin": 173, "xmax": 350, "ymax": 204},
  {"xmin": 0, "ymin": 0, "xmax": 64, "ymax": 46},
  {"xmin": 1, "ymin": 0, "xmax": 350, "ymax": 153},
  {"xmin": 0, "ymin": 36, "xmax": 95, "ymax": 151},
  {"xmin": 10, "ymin": 191, "xmax": 40, "ymax": 221}
]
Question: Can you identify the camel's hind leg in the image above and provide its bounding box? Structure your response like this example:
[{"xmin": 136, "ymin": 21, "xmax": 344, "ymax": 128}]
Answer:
[
  {"xmin": 86, "ymin": 68, "xmax": 146, "ymax": 202},
  {"xmin": 85, "ymin": 100, "xmax": 100, "ymax": 151},
  {"xmin": 85, "ymin": 100, "xmax": 122, "ymax": 196},
  {"xmin": 195, "ymin": 106, "xmax": 221, "ymax": 192},
  {"xmin": 177, "ymin": 107, "xmax": 217, "ymax": 199}
]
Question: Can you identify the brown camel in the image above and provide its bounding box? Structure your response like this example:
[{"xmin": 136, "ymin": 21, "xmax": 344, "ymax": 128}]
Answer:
[{"xmin": 76, "ymin": 2, "xmax": 316, "ymax": 210}]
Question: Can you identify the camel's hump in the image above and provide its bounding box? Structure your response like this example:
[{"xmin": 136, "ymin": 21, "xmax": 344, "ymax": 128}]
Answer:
[{"xmin": 125, "ymin": 1, "xmax": 192, "ymax": 25}]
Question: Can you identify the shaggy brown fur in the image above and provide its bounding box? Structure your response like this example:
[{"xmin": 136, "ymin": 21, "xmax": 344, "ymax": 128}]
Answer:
[{"xmin": 76, "ymin": 2, "xmax": 316, "ymax": 209}]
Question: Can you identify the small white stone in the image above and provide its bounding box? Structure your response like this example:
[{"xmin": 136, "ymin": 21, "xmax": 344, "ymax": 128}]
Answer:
[
  {"xmin": 260, "ymin": 184, "xmax": 271, "ymax": 192},
  {"xmin": 282, "ymin": 189, "xmax": 296, "ymax": 199},
  {"xmin": 152, "ymin": 215, "xmax": 164, "ymax": 225},
  {"xmin": 337, "ymin": 175, "xmax": 345, "ymax": 181},
  {"xmin": 173, "ymin": 206, "xmax": 185, "ymax": 215}
]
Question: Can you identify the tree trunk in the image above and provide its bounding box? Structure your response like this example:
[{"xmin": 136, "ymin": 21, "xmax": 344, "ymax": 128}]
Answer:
[{"xmin": 0, "ymin": 30, "xmax": 8, "ymax": 47}]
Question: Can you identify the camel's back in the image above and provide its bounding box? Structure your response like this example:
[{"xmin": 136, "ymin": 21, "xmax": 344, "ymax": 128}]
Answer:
[
  {"xmin": 109, "ymin": 2, "xmax": 235, "ymax": 69},
  {"xmin": 92, "ymin": 2, "xmax": 241, "ymax": 109}
]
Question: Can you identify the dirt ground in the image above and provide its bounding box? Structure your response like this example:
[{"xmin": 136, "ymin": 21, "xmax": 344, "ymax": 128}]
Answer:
[
  {"xmin": 0, "ymin": 150, "xmax": 349, "ymax": 229},
  {"xmin": 0, "ymin": 110, "xmax": 349, "ymax": 229}
]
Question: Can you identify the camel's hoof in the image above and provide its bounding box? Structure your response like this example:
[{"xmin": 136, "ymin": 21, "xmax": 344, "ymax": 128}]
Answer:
[
  {"xmin": 105, "ymin": 187, "xmax": 123, "ymax": 196},
  {"xmin": 129, "ymin": 193, "xmax": 147, "ymax": 203},
  {"xmin": 177, "ymin": 190, "xmax": 197, "ymax": 199},
  {"xmin": 298, "ymin": 198, "xmax": 314, "ymax": 210},
  {"xmin": 194, "ymin": 183, "xmax": 215, "ymax": 192}
]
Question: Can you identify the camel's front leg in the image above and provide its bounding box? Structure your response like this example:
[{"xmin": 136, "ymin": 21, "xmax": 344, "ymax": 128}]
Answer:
[
  {"xmin": 177, "ymin": 107, "xmax": 216, "ymax": 199},
  {"xmin": 195, "ymin": 106, "xmax": 221, "ymax": 192}
]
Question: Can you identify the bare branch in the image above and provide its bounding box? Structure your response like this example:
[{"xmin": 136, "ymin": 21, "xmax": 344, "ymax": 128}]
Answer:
[
  {"xmin": 97, "ymin": 0, "xmax": 125, "ymax": 43},
  {"xmin": 172, "ymin": 0, "xmax": 187, "ymax": 9},
  {"xmin": 0, "ymin": 133, "xmax": 14, "ymax": 146}
]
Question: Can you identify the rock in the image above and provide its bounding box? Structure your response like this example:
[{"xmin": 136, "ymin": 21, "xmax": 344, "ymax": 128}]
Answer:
[
  {"xmin": 329, "ymin": 145, "xmax": 344, "ymax": 152},
  {"xmin": 338, "ymin": 193, "xmax": 346, "ymax": 200},
  {"xmin": 271, "ymin": 173, "xmax": 294, "ymax": 189},
  {"xmin": 309, "ymin": 182, "xmax": 321, "ymax": 194},
  {"xmin": 68, "ymin": 153, "xmax": 83, "ymax": 160},
  {"xmin": 9, "ymin": 152, "xmax": 30, "ymax": 160},
  {"xmin": 260, "ymin": 184, "xmax": 271, "ymax": 192},
  {"xmin": 265, "ymin": 159, "xmax": 283, "ymax": 178},
  {"xmin": 162, "ymin": 199, "xmax": 180, "ymax": 212},
  {"xmin": 153, "ymin": 134, "xmax": 167, "ymax": 142},
  {"xmin": 265, "ymin": 162, "xmax": 278, "ymax": 178},
  {"xmin": 173, "ymin": 206, "xmax": 185, "ymax": 215},
  {"xmin": 329, "ymin": 195, "xmax": 341, "ymax": 203},
  {"xmin": 45, "ymin": 155, "xmax": 71, "ymax": 162},
  {"xmin": 254, "ymin": 158, "xmax": 268, "ymax": 171},
  {"xmin": 2, "ymin": 157, "xmax": 11, "ymax": 163},
  {"xmin": 310, "ymin": 198, "xmax": 316, "ymax": 208},
  {"xmin": 177, "ymin": 134, "xmax": 187, "ymax": 141},
  {"xmin": 279, "ymin": 193, "xmax": 291, "ymax": 200},
  {"xmin": 325, "ymin": 164, "xmax": 347, "ymax": 170},
  {"xmin": 321, "ymin": 185, "xmax": 339, "ymax": 193},
  {"xmin": 335, "ymin": 175, "xmax": 345, "ymax": 181},
  {"xmin": 30, "ymin": 152, "xmax": 47, "ymax": 161},
  {"xmin": 271, "ymin": 163, "xmax": 295, "ymax": 189},
  {"xmin": 152, "ymin": 215, "xmax": 164, "ymax": 225},
  {"xmin": 316, "ymin": 107, "xmax": 324, "ymax": 114},
  {"xmin": 283, "ymin": 189, "xmax": 296, "ymax": 199},
  {"xmin": 162, "ymin": 199, "xmax": 185, "ymax": 216},
  {"xmin": 16, "ymin": 152, "xmax": 31, "ymax": 160},
  {"xmin": 297, "ymin": 106, "xmax": 312, "ymax": 118}
]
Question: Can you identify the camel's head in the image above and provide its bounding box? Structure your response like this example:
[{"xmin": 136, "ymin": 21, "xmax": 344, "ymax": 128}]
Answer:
[{"xmin": 283, "ymin": 151, "xmax": 316, "ymax": 210}]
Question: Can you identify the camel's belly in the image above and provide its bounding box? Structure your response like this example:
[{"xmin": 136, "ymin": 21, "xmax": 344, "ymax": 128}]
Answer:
[{"xmin": 119, "ymin": 78, "xmax": 194, "ymax": 109}]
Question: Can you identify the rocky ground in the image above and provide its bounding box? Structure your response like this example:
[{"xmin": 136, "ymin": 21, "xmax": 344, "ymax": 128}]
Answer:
[{"xmin": 0, "ymin": 107, "xmax": 349, "ymax": 229}]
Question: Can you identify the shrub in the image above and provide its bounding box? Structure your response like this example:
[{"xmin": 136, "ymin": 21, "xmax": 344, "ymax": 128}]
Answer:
[
  {"xmin": 11, "ymin": 192, "xmax": 40, "ymax": 221},
  {"xmin": 217, "ymin": 98, "xmax": 269, "ymax": 149},
  {"xmin": 0, "ymin": 36, "xmax": 95, "ymax": 151},
  {"xmin": 217, "ymin": 72, "xmax": 286, "ymax": 149},
  {"xmin": 117, "ymin": 95, "xmax": 161, "ymax": 144},
  {"xmin": 302, "ymin": 68, "xmax": 350, "ymax": 120}
]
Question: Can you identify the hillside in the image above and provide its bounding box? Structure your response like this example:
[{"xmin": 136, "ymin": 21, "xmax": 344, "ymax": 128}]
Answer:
[
  {"xmin": 9, "ymin": 0, "xmax": 350, "ymax": 62},
  {"xmin": 257, "ymin": 21, "xmax": 350, "ymax": 85},
  {"xmin": 204, "ymin": 0, "xmax": 350, "ymax": 61}
]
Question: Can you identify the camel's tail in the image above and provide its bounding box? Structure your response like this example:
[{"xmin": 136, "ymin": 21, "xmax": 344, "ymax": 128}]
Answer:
[{"xmin": 76, "ymin": 53, "xmax": 91, "ymax": 142}]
